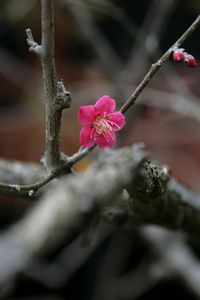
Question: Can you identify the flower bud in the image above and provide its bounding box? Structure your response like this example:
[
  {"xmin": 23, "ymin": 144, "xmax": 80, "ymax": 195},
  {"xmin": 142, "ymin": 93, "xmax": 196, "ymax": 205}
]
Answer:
[
  {"xmin": 173, "ymin": 49, "xmax": 185, "ymax": 62},
  {"xmin": 184, "ymin": 53, "xmax": 197, "ymax": 68}
]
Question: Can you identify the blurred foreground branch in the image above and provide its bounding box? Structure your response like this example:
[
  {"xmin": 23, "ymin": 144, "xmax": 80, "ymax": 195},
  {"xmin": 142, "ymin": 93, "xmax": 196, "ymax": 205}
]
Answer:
[
  {"xmin": 1, "ymin": 144, "xmax": 200, "ymax": 286},
  {"xmin": 0, "ymin": 159, "xmax": 44, "ymax": 184},
  {"xmin": 142, "ymin": 227, "xmax": 200, "ymax": 298}
]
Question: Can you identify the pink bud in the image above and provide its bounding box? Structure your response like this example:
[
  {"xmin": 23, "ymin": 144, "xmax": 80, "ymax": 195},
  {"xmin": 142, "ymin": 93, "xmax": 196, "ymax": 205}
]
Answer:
[
  {"xmin": 173, "ymin": 49, "xmax": 185, "ymax": 62},
  {"xmin": 184, "ymin": 53, "xmax": 197, "ymax": 68}
]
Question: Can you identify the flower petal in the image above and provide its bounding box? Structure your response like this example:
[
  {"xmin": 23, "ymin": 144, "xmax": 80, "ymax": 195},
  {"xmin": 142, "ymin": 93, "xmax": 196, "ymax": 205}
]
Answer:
[
  {"xmin": 78, "ymin": 105, "xmax": 96, "ymax": 126},
  {"xmin": 80, "ymin": 127, "xmax": 96, "ymax": 148},
  {"xmin": 107, "ymin": 112, "xmax": 126, "ymax": 131},
  {"xmin": 95, "ymin": 95, "xmax": 116, "ymax": 115},
  {"xmin": 96, "ymin": 131, "xmax": 116, "ymax": 149}
]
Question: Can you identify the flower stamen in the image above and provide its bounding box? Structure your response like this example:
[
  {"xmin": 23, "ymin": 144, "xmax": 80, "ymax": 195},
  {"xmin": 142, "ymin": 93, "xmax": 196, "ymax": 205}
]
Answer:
[
  {"xmin": 107, "ymin": 119, "xmax": 121, "ymax": 130},
  {"xmin": 92, "ymin": 116, "xmax": 112, "ymax": 136}
]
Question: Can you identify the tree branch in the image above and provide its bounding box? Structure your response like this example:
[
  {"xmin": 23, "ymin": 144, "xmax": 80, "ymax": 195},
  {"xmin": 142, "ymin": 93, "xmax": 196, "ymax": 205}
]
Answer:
[
  {"xmin": 63, "ymin": 0, "xmax": 123, "ymax": 97},
  {"xmin": 26, "ymin": 0, "xmax": 72, "ymax": 174},
  {"xmin": 103, "ymin": 160, "xmax": 200, "ymax": 234},
  {"xmin": 0, "ymin": 173, "xmax": 54, "ymax": 196},
  {"xmin": 0, "ymin": 146, "xmax": 86, "ymax": 196},
  {"xmin": 40, "ymin": 0, "xmax": 60, "ymax": 172}
]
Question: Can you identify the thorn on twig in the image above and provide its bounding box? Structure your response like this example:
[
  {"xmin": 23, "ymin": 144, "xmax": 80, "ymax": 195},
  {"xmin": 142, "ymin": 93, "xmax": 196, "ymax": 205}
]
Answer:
[{"xmin": 26, "ymin": 28, "xmax": 41, "ymax": 56}]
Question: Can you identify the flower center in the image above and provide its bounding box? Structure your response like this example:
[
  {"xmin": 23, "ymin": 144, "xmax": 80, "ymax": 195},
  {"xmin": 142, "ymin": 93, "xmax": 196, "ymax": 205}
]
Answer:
[{"xmin": 92, "ymin": 116, "xmax": 111, "ymax": 135}]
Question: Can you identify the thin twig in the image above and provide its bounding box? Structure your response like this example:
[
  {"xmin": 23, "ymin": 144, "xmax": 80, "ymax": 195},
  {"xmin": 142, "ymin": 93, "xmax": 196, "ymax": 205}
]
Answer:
[
  {"xmin": 0, "ymin": 146, "xmax": 90, "ymax": 196},
  {"xmin": 61, "ymin": 0, "xmax": 124, "ymax": 98},
  {"xmin": 0, "ymin": 173, "xmax": 54, "ymax": 196},
  {"xmin": 123, "ymin": 0, "xmax": 176, "ymax": 79},
  {"xmin": 120, "ymin": 14, "xmax": 200, "ymax": 114},
  {"xmin": 66, "ymin": 145, "xmax": 96, "ymax": 167}
]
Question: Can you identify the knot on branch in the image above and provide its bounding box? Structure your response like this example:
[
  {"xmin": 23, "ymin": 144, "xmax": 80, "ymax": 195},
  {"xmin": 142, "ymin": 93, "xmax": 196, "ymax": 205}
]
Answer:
[
  {"xmin": 54, "ymin": 80, "xmax": 72, "ymax": 111},
  {"xmin": 129, "ymin": 161, "xmax": 170, "ymax": 200}
]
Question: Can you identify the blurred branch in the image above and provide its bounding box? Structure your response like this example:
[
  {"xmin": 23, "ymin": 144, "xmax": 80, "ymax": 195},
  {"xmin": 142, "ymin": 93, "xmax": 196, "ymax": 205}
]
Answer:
[
  {"xmin": 116, "ymin": 259, "xmax": 157, "ymax": 300},
  {"xmin": 83, "ymin": 0, "xmax": 138, "ymax": 39},
  {"xmin": 139, "ymin": 91, "xmax": 200, "ymax": 123},
  {"xmin": 0, "ymin": 46, "xmax": 40, "ymax": 97},
  {"xmin": 0, "ymin": 144, "xmax": 145, "ymax": 286},
  {"xmin": 0, "ymin": 159, "xmax": 44, "ymax": 184},
  {"xmin": 123, "ymin": 0, "xmax": 176, "ymax": 79},
  {"xmin": 1, "ymin": 144, "xmax": 200, "ymax": 286},
  {"xmin": 105, "ymin": 227, "xmax": 200, "ymax": 300},
  {"xmin": 103, "ymin": 159, "xmax": 200, "ymax": 234},
  {"xmin": 92, "ymin": 231, "xmax": 139, "ymax": 300},
  {"xmin": 59, "ymin": 0, "xmax": 124, "ymax": 98},
  {"xmin": 94, "ymin": 253, "xmax": 156, "ymax": 300},
  {"xmin": 25, "ymin": 223, "xmax": 111, "ymax": 288},
  {"xmin": 142, "ymin": 227, "xmax": 200, "ymax": 298}
]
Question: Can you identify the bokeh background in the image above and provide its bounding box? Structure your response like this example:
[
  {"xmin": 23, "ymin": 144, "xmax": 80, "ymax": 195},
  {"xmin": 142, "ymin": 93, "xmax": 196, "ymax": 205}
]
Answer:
[{"xmin": 1, "ymin": 1, "xmax": 200, "ymax": 299}]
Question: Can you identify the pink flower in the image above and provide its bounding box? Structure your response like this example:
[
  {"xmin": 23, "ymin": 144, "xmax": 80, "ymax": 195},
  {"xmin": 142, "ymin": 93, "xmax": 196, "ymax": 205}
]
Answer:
[{"xmin": 78, "ymin": 95, "xmax": 125, "ymax": 149}]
